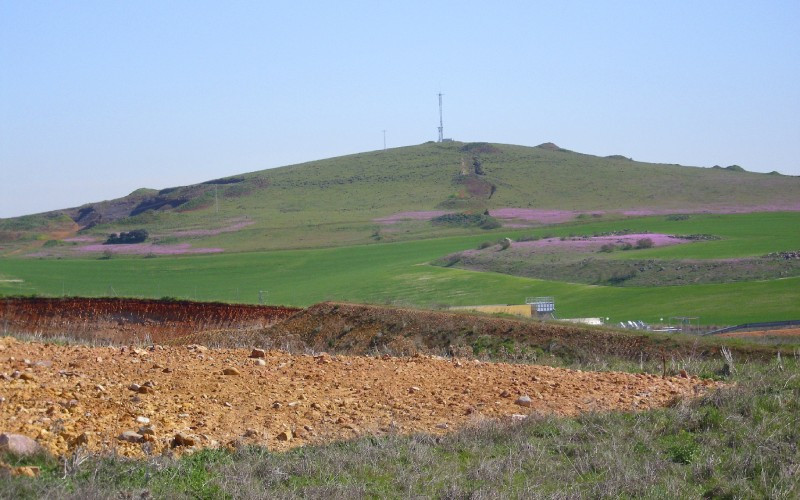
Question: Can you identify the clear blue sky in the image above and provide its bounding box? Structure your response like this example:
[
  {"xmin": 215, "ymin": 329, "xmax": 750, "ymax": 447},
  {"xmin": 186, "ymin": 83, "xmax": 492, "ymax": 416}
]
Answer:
[{"xmin": 2, "ymin": 1, "xmax": 798, "ymax": 218}]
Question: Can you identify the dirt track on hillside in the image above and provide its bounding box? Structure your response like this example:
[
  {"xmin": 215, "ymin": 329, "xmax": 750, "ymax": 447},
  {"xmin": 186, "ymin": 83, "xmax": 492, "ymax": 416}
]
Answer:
[{"xmin": 0, "ymin": 337, "xmax": 722, "ymax": 458}]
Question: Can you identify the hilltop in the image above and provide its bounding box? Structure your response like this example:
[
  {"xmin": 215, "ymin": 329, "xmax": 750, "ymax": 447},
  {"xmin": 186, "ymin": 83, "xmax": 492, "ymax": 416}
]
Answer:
[{"xmin": 2, "ymin": 141, "xmax": 799, "ymax": 255}]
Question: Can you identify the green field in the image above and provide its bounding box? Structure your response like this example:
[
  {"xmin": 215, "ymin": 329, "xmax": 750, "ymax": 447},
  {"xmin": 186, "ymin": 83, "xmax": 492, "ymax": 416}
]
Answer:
[{"xmin": 2, "ymin": 213, "xmax": 799, "ymax": 325}]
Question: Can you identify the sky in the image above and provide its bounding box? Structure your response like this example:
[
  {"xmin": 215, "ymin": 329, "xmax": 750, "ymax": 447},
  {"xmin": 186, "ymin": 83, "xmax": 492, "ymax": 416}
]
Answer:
[{"xmin": 1, "ymin": 1, "xmax": 799, "ymax": 218}]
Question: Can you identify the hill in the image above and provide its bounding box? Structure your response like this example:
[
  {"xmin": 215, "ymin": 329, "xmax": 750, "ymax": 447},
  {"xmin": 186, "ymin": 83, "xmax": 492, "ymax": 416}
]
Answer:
[{"xmin": 2, "ymin": 141, "xmax": 799, "ymax": 256}]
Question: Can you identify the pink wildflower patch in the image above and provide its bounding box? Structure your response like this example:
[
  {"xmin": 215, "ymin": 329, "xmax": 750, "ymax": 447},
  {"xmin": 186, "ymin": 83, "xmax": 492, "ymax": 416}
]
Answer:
[
  {"xmin": 512, "ymin": 233, "xmax": 687, "ymax": 251},
  {"xmin": 488, "ymin": 209, "xmax": 585, "ymax": 224},
  {"xmin": 167, "ymin": 220, "xmax": 254, "ymax": 238},
  {"xmin": 62, "ymin": 236, "xmax": 100, "ymax": 243},
  {"xmin": 374, "ymin": 211, "xmax": 453, "ymax": 224},
  {"xmin": 76, "ymin": 243, "xmax": 224, "ymax": 255}
]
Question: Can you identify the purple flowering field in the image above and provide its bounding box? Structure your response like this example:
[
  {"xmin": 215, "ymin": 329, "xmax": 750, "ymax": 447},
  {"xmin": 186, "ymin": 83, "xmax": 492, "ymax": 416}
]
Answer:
[{"xmin": 76, "ymin": 243, "xmax": 223, "ymax": 255}]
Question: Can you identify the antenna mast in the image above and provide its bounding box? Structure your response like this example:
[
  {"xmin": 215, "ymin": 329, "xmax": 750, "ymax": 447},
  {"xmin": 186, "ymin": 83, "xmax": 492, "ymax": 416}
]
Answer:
[{"xmin": 437, "ymin": 92, "xmax": 444, "ymax": 142}]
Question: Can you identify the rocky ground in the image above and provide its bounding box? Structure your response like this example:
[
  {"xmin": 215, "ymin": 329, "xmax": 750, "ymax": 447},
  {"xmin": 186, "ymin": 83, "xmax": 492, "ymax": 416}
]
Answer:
[{"xmin": 1, "ymin": 336, "xmax": 722, "ymax": 461}]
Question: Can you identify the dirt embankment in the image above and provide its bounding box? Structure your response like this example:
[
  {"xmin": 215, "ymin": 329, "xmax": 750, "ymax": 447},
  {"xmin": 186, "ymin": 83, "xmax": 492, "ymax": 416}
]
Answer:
[
  {"xmin": 0, "ymin": 336, "xmax": 722, "ymax": 458},
  {"xmin": 0, "ymin": 299, "xmax": 774, "ymax": 361},
  {"xmin": 249, "ymin": 302, "xmax": 769, "ymax": 361},
  {"xmin": 0, "ymin": 298, "xmax": 299, "ymax": 344}
]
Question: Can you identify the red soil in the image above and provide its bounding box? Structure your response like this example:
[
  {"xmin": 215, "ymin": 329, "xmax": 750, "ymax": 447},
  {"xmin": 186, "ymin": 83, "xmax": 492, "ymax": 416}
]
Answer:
[
  {"xmin": 718, "ymin": 328, "xmax": 800, "ymax": 339},
  {"xmin": 0, "ymin": 298, "xmax": 299, "ymax": 344}
]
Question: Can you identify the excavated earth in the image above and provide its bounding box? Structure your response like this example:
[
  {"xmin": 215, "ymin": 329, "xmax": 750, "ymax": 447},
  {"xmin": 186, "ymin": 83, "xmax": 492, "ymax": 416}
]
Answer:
[
  {"xmin": 0, "ymin": 298, "xmax": 776, "ymax": 361},
  {"xmin": 0, "ymin": 297, "xmax": 299, "ymax": 344},
  {"xmin": 0, "ymin": 336, "xmax": 723, "ymax": 459}
]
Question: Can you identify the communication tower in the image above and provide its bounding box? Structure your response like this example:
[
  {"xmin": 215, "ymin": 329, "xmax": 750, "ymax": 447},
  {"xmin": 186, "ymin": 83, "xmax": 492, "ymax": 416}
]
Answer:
[{"xmin": 437, "ymin": 92, "xmax": 444, "ymax": 142}]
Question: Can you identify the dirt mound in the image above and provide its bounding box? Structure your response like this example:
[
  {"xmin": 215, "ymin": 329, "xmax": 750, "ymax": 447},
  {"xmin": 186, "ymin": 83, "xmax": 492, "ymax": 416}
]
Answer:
[
  {"xmin": 246, "ymin": 302, "xmax": 747, "ymax": 361},
  {"xmin": 0, "ymin": 336, "xmax": 722, "ymax": 458},
  {"xmin": 0, "ymin": 298, "xmax": 299, "ymax": 344}
]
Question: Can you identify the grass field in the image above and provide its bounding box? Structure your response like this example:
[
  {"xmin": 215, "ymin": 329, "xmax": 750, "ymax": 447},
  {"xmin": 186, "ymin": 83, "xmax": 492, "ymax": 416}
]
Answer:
[
  {"xmin": 2, "ymin": 213, "xmax": 799, "ymax": 325},
  {"xmin": 436, "ymin": 212, "xmax": 800, "ymax": 287}
]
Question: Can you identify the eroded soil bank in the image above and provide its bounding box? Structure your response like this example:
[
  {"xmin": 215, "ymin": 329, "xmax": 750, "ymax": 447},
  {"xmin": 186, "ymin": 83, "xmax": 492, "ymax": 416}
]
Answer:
[{"xmin": 0, "ymin": 297, "xmax": 299, "ymax": 344}]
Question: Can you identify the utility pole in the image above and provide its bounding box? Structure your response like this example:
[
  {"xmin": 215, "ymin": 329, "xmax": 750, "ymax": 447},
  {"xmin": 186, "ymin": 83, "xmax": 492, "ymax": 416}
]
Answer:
[{"xmin": 437, "ymin": 92, "xmax": 444, "ymax": 142}]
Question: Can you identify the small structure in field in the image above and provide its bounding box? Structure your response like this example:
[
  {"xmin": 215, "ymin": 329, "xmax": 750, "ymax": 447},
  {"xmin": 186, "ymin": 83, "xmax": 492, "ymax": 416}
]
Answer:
[
  {"xmin": 526, "ymin": 297, "xmax": 556, "ymax": 319},
  {"xmin": 670, "ymin": 316, "xmax": 700, "ymax": 332},
  {"xmin": 450, "ymin": 297, "xmax": 558, "ymax": 319}
]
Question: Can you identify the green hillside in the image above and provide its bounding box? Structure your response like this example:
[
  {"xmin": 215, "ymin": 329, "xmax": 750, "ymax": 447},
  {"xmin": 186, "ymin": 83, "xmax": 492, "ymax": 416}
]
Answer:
[
  {"xmin": 2, "ymin": 141, "xmax": 798, "ymax": 256},
  {"xmin": 2, "ymin": 213, "xmax": 799, "ymax": 324}
]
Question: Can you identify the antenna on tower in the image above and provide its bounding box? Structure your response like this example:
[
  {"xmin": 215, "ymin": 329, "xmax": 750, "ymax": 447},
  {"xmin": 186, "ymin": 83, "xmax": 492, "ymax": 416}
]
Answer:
[
  {"xmin": 437, "ymin": 92, "xmax": 444, "ymax": 142},
  {"xmin": 214, "ymin": 185, "xmax": 219, "ymax": 214}
]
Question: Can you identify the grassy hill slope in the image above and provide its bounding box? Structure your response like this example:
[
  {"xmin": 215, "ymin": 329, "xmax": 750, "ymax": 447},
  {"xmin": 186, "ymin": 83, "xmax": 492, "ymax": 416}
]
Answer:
[{"xmin": 2, "ymin": 141, "xmax": 799, "ymax": 255}]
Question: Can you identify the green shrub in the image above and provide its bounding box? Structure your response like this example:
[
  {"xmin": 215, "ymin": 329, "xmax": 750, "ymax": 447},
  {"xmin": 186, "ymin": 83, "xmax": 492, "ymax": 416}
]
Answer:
[
  {"xmin": 662, "ymin": 430, "xmax": 700, "ymax": 464},
  {"xmin": 439, "ymin": 255, "xmax": 461, "ymax": 267},
  {"xmin": 479, "ymin": 218, "xmax": 502, "ymax": 230},
  {"xmin": 431, "ymin": 212, "xmax": 502, "ymax": 230},
  {"xmin": 599, "ymin": 243, "xmax": 617, "ymax": 253},
  {"xmin": 106, "ymin": 229, "xmax": 148, "ymax": 245}
]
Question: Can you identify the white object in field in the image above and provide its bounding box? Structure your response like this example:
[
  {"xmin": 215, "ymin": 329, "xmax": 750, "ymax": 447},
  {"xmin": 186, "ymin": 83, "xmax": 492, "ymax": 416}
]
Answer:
[{"xmin": 560, "ymin": 318, "xmax": 604, "ymax": 326}]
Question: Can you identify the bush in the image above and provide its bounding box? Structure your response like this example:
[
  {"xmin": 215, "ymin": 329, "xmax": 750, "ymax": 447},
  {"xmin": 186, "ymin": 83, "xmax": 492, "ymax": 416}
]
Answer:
[
  {"xmin": 479, "ymin": 218, "xmax": 502, "ymax": 230},
  {"xmin": 599, "ymin": 243, "xmax": 617, "ymax": 253},
  {"xmin": 439, "ymin": 255, "xmax": 461, "ymax": 267},
  {"xmin": 431, "ymin": 212, "xmax": 502, "ymax": 230},
  {"xmin": 662, "ymin": 430, "xmax": 700, "ymax": 464},
  {"xmin": 635, "ymin": 238, "xmax": 654, "ymax": 249},
  {"xmin": 105, "ymin": 229, "xmax": 148, "ymax": 245},
  {"xmin": 477, "ymin": 241, "xmax": 494, "ymax": 250}
]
